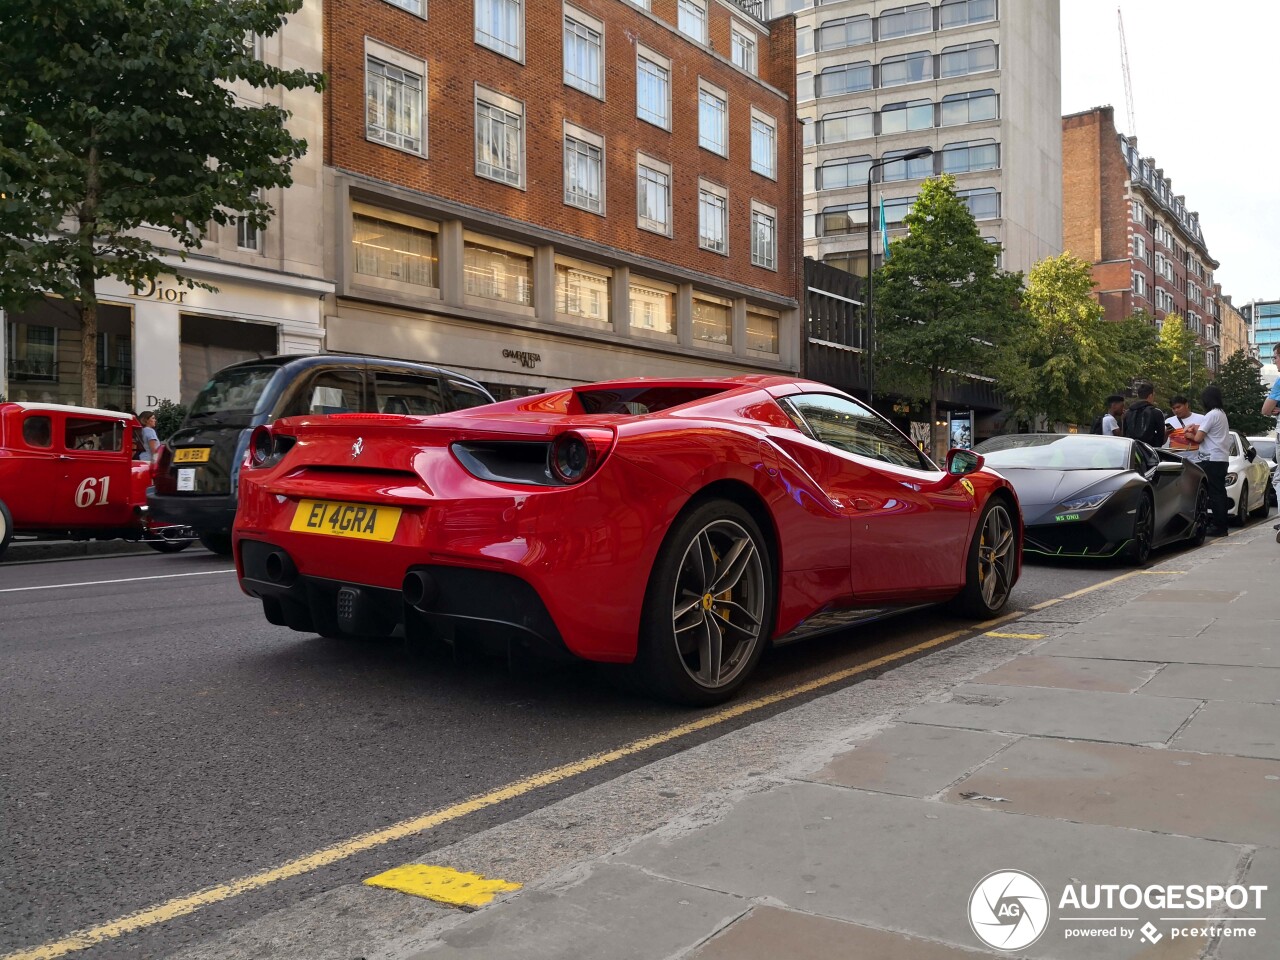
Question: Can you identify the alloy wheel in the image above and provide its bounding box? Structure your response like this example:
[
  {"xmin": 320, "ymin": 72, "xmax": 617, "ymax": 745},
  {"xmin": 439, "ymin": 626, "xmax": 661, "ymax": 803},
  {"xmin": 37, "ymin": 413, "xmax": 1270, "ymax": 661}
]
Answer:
[
  {"xmin": 976, "ymin": 504, "xmax": 1016, "ymax": 610},
  {"xmin": 670, "ymin": 519, "xmax": 766, "ymax": 690},
  {"xmin": 1131, "ymin": 496, "xmax": 1153, "ymax": 564}
]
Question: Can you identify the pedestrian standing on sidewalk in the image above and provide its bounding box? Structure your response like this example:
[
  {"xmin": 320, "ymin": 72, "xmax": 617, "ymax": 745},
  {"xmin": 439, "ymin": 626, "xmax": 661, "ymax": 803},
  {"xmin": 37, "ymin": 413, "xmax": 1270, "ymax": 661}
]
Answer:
[
  {"xmin": 1164, "ymin": 395, "xmax": 1204, "ymax": 451},
  {"xmin": 1184, "ymin": 386, "xmax": 1231, "ymax": 537},
  {"xmin": 1091, "ymin": 395, "xmax": 1125, "ymax": 436},
  {"xmin": 136, "ymin": 410, "xmax": 160, "ymax": 462},
  {"xmin": 1259, "ymin": 344, "xmax": 1280, "ymax": 538},
  {"xmin": 1122, "ymin": 382, "xmax": 1166, "ymax": 447}
]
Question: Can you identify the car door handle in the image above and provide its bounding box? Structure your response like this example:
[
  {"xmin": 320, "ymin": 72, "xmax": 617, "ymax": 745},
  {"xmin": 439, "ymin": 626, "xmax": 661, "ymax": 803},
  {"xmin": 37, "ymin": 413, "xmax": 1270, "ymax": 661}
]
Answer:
[{"xmin": 852, "ymin": 497, "xmax": 874, "ymax": 510}]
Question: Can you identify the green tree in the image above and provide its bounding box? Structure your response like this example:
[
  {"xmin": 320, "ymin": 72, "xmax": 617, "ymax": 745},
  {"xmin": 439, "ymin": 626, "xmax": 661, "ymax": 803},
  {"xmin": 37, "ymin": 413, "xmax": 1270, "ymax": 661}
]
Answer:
[
  {"xmin": 872, "ymin": 176, "xmax": 1026, "ymax": 454},
  {"xmin": 0, "ymin": 0, "xmax": 324, "ymax": 406},
  {"xmin": 1215, "ymin": 350, "xmax": 1271, "ymax": 435},
  {"xmin": 1005, "ymin": 252, "xmax": 1112, "ymax": 428},
  {"xmin": 1099, "ymin": 312, "xmax": 1161, "ymax": 394},
  {"xmin": 1154, "ymin": 314, "xmax": 1208, "ymax": 401}
]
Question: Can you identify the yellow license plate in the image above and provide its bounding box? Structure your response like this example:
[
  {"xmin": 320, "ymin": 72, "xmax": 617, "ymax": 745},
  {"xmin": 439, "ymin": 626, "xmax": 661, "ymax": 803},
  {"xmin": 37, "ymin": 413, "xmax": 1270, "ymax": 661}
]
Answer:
[
  {"xmin": 290, "ymin": 499, "xmax": 402, "ymax": 542},
  {"xmin": 173, "ymin": 447, "xmax": 211, "ymax": 464}
]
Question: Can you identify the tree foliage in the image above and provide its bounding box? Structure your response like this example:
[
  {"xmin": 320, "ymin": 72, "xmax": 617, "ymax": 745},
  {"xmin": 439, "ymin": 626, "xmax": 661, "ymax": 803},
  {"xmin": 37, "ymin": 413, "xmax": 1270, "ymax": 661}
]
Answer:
[
  {"xmin": 872, "ymin": 175, "xmax": 1026, "ymax": 454},
  {"xmin": 0, "ymin": 0, "xmax": 325, "ymax": 405},
  {"xmin": 1003, "ymin": 253, "xmax": 1112, "ymax": 428},
  {"xmin": 1152, "ymin": 314, "xmax": 1209, "ymax": 401},
  {"xmin": 1215, "ymin": 350, "xmax": 1271, "ymax": 435}
]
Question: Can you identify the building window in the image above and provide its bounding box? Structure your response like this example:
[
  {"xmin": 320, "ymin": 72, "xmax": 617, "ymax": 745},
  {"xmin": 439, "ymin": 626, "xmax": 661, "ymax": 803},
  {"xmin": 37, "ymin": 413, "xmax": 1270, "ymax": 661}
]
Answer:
[
  {"xmin": 819, "ymin": 108, "xmax": 874, "ymax": 144},
  {"xmin": 880, "ymin": 98, "xmax": 933, "ymax": 134},
  {"xmin": 818, "ymin": 155, "xmax": 872, "ymax": 190},
  {"xmin": 797, "ymin": 26, "xmax": 813, "ymax": 56},
  {"xmin": 747, "ymin": 307, "xmax": 779, "ymax": 353},
  {"xmin": 692, "ymin": 293, "xmax": 731, "ymax": 345},
  {"xmin": 555, "ymin": 260, "xmax": 611, "ymax": 327},
  {"xmin": 1131, "ymin": 200, "xmax": 1145, "ymax": 222},
  {"xmin": 698, "ymin": 181, "xmax": 728, "ymax": 254},
  {"xmin": 940, "ymin": 41, "xmax": 997, "ymax": 77},
  {"xmin": 365, "ymin": 50, "xmax": 425, "ymax": 154},
  {"xmin": 464, "ymin": 235, "xmax": 533, "ymax": 306},
  {"xmin": 476, "ymin": 0, "xmax": 523, "ymax": 60},
  {"xmin": 236, "ymin": 197, "xmax": 262, "ymax": 252},
  {"xmin": 958, "ymin": 187, "xmax": 999, "ymax": 219},
  {"xmin": 636, "ymin": 49, "xmax": 670, "ymax": 129},
  {"xmin": 7, "ymin": 323, "xmax": 58, "ymax": 381},
  {"xmin": 751, "ymin": 111, "xmax": 776, "ymax": 178},
  {"xmin": 630, "ymin": 0, "xmax": 651, "ymax": 8},
  {"xmin": 564, "ymin": 8, "xmax": 603, "ymax": 98},
  {"xmin": 637, "ymin": 154, "xmax": 671, "ymax": 235},
  {"xmin": 882, "ymin": 149, "xmax": 934, "ymax": 182},
  {"xmin": 475, "ymin": 87, "xmax": 524, "ymax": 187},
  {"xmin": 352, "ymin": 209, "xmax": 438, "ymax": 288},
  {"xmin": 820, "ymin": 203, "xmax": 868, "ymax": 237},
  {"xmin": 677, "ymin": 0, "xmax": 707, "ymax": 43},
  {"xmin": 630, "ymin": 278, "xmax": 675, "ymax": 336},
  {"xmin": 940, "ymin": 138, "xmax": 999, "ymax": 174},
  {"xmin": 731, "ymin": 24, "xmax": 757, "ymax": 74},
  {"xmin": 817, "ymin": 15, "xmax": 872, "ymax": 51},
  {"xmin": 817, "ymin": 62, "xmax": 873, "ymax": 98},
  {"xmin": 879, "ymin": 51, "xmax": 933, "ymax": 87},
  {"xmin": 698, "ymin": 82, "xmax": 727, "ymax": 155},
  {"xmin": 1133, "ymin": 234, "xmax": 1148, "ymax": 263},
  {"xmin": 940, "ymin": 88, "xmax": 997, "ymax": 125},
  {"xmin": 752, "ymin": 203, "xmax": 777, "ymax": 270},
  {"xmin": 563, "ymin": 123, "xmax": 604, "ymax": 214},
  {"xmin": 1132, "ymin": 272, "xmax": 1146, "ymax": 298},
  {"xmin": 881, "ymin": 195, "xmax": 916, "ymax": 225},
  {"xmin": 940, "ymin": 0, "xmax": 996, "ymax": 28},
  {"xmin": 878, "ymin": 3, "xmax": 932, "ymax": 40},
  {"xmin": 384, "ymin": 0, "xmax": 425, "ymax": 15},
  {"xmin": 798, "ymin": 71, "xmax": 814, "ymax": 100}
]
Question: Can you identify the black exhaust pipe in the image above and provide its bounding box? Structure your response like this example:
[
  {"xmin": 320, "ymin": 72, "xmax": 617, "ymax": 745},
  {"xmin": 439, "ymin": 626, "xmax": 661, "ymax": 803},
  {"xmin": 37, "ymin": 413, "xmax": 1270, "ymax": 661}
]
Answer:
[
  {"xmin": 264, "ymin": 550, "xmax": 297, "ymax": 584},
  {"xmin": 403, "ymin": 570, "xmax": 437, "ymax": 610}
]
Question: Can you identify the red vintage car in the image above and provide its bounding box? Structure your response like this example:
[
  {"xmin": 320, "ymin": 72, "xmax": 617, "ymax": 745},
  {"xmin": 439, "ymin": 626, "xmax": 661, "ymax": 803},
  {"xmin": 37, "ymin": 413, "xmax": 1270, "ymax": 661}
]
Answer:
[
  {"xmin": 234, "ymin": 377, "xmax": 1022, "ymax": 704},
  {"xmin": 0, "ymin": 402, "xmax": 192, "ymax": 559}
]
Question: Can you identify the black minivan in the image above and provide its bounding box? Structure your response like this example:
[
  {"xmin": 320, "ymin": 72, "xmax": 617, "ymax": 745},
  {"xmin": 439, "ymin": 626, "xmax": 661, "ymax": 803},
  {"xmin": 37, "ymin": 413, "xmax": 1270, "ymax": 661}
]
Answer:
[{"xmin": 148, "ymin": 355, "xmax": 494, "ymax": 554}]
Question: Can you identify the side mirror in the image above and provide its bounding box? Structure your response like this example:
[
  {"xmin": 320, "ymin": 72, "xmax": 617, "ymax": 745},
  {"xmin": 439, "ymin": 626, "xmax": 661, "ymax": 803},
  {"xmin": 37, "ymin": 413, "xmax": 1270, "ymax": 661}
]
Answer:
[
  {"xmin": 946, "ymin": 448, "xmax": 985, "ymax": 477},
  {"xmin": 1247, "ymin": 447, "xmax": 1258, "ymax": 462}
]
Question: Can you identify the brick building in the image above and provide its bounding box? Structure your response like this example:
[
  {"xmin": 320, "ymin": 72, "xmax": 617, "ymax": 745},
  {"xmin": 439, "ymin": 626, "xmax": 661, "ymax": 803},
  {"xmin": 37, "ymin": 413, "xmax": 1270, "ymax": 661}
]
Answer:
[
  {"xmin": 322, "ymin": 0, "xmax": 801, "ymax": 397},
  {"xmin": 1216, "ymin": 289, "xmax": 1250, "ymax": 362},
  {"xmin": 1062, "ymin": 106, "xmax": 1221, "ymax": 371}
]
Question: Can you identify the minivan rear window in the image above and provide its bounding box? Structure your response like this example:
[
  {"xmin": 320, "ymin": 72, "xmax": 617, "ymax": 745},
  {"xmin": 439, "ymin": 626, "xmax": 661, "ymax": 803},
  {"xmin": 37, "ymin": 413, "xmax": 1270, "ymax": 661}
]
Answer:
[{"xmin": 188, "ymin": 366, "xmax": 278, "ymax": 418}]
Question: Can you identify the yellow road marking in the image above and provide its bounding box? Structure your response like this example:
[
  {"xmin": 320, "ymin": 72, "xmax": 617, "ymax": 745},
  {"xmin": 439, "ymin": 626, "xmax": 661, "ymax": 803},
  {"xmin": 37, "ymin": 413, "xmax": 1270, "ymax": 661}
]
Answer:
[
  {"xmin": 6, "ymin": 574, "xmax": 1156, "ymax": 960},
  {"xmin": 984, "ymin": 632, "xmax": 1046, "ymax": 640},
  {"xmin": 364, "ymin": 865, "xmax": 520, "ymax": 908}
]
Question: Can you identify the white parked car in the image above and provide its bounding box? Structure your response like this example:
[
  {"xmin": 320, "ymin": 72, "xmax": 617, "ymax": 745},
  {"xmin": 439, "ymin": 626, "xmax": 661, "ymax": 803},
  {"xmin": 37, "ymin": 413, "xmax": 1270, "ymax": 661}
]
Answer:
[
  {"xmin": 1167, "ymin": 431, "xmax": 1270, "ymax": 525},
  {"xmin": 1246, "ymin": 434, "xmax": 1277, "ymax": 509}
]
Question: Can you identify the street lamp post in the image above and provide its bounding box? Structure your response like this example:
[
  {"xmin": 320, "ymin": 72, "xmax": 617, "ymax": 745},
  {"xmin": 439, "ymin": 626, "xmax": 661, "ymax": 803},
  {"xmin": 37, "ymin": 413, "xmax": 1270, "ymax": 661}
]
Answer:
[{"xmin": 865, "ymin": 146, "xmax": 933, "ymax": 408}]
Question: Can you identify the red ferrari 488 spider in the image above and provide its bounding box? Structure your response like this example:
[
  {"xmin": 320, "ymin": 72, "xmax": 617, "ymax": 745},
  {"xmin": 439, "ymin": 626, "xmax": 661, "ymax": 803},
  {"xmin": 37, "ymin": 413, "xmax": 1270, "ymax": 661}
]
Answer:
[{"xmin": 234, "ymin": 377, "xmax": 1021, "ymax": 704}]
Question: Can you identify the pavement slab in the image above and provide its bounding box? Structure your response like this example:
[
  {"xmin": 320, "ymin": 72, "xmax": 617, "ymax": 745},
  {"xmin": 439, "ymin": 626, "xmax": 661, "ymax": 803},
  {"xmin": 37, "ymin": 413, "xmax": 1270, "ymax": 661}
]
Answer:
[
  {"xmin": 974, "ymin": 656, "xmax": 1164, "ymax": 694},
  {"xmin": 940, "ymin": 739, "xmax": 1280, "ymax": 846},
  {"xmin": 1138, "ymin": 664, "xmax": 1280, "ymax": 704},
  {"xmin": 619, "ymin": 782, "xmax": 1231, "ymax": 959},
  {"xmin": 902, "ymin": 683, "xmax": 1199, "ymax": 744},
  {"xmin": 807, "ymin": 724, "xmax": 1015, "ymax": 798},
  {"xmin": 690, "ymin": 905, "xmax": 990, "ymax": 960},
  {"xmin": 406, "ymin": 862, "xmax": 746, "ymax": 959},
  {"xmin": 1060, "ymin": 614, "xmax": 1213, "ymax": 637},
  {"xmin": 1034, "ymin": 631, "xmax": 1280, "ymax": 669},
  {"xmin": 1171, "ymin": 701, "xmax": 1280, "ymax": 760},
  {"xmin": 1218, "ymin": 847, "xmax": 1280, "ymax": 960}
]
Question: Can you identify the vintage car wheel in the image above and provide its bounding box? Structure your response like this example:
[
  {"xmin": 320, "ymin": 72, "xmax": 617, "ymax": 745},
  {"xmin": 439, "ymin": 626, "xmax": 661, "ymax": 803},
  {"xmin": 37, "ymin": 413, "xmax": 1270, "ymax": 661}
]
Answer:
[
  {"xmin": 635, "ymin": 499, "xmax": 773, "ymax": 706},
  {"xmin": 0, "ymin": 499, "xmax": 12, "ymax": 560},
  {"xmin": 1234, "ymin": 484, "xmax": 1249, "ymax": 527},
  {"xmin": 1126, "ymin": 494, "xmax": 1155, "ymax": 564},
  {"xmin": 198, "ymin": 531, "xmax": 234, "ymax": 556},
  {"xmin": 147, "ymin": 539, "xmax": 191, "ymax": 554},
  {"xmin": 950, "ymin": 498, "xmax": 1016, "ymax": 620},
  {"xmin": 1188, "ymin": 485, "xmax": 1210, "ymax": 547}
]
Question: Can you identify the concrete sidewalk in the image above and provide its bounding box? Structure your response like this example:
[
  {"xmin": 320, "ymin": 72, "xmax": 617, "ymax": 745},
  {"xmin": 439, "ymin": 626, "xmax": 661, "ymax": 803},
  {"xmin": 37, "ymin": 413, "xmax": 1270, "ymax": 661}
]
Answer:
[{"xmin": 391, "ymin": 530, "xmax": 1279, "ymax": 960}]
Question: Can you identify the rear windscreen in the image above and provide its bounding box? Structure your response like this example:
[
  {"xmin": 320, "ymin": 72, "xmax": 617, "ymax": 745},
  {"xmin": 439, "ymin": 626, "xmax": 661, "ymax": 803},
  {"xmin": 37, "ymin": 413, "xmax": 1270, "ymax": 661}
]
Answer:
[
  {"xmin": 188, "ymin": 366, "xmax": 278, "ymax": 418},
  {"xmin": 575, "ymin": 387, "xmax": 726, "ymax": 415}
]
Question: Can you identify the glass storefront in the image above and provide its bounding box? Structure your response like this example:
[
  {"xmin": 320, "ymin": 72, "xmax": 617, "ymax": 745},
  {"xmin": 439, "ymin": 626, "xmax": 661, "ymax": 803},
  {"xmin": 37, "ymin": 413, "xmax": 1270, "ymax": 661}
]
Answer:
[{"xmin": 4, "ymin": 298, "xmax": 134, "ymax": 411}]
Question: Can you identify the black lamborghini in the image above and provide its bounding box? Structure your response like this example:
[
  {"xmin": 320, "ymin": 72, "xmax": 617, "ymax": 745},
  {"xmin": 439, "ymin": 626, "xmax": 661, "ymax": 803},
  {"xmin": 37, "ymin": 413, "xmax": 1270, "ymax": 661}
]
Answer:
[{"xmin": 975, "ymin": 434, "xmax": 1209, "ymax": 563}]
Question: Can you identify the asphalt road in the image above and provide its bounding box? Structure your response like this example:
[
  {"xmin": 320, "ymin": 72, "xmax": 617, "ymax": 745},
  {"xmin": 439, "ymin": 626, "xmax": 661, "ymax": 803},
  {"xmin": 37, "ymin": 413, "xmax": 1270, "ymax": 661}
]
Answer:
[{"xmin": 0, "ymin": 532, "xmax": 1231, "ymax": 960}]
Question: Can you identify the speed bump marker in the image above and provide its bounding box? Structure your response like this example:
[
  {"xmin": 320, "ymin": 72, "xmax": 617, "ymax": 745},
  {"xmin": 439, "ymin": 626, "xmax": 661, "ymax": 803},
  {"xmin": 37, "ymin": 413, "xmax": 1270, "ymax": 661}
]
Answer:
[{"xmin": 364, "ymin": 864, "xmax": 520, "ymax": 909}]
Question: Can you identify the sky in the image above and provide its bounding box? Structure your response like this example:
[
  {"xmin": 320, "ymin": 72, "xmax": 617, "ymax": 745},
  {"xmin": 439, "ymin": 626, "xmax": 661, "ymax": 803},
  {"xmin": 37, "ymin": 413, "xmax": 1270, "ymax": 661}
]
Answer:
[{"xmin": 1060, "ymin": 0, "xmax": 1279, "ymax": 304}]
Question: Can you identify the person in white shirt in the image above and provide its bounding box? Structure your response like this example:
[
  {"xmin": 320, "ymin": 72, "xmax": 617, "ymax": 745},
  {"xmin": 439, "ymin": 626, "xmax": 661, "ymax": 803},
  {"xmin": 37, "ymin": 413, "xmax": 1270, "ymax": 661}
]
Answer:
[
  {"xmin": 1098, "ymin": 395, "xmax": 1125, "ymax": 436},
  {"xmin": 1185, "ymin": 386, "xmax": 1231, "ymax": 536},
  {"xmin": 1164, "ymin": 395, "xmax": 1205, "ymax": 452}
]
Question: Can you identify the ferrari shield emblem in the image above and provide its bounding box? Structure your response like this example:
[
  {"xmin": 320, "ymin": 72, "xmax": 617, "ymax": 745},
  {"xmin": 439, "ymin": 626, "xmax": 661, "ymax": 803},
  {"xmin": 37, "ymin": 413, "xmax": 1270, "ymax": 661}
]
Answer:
[{"xmin": 960, "ymin": 478, "xmax": 975, "ymax": 497}]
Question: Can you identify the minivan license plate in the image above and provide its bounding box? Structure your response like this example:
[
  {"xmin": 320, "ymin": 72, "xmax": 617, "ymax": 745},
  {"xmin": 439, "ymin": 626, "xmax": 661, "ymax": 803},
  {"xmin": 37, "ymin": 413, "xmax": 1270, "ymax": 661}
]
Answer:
[
  {"xmin": 290, "ymin": 500, "xmax": 401, "ymax": 542},
  {"xmin": 173, "ymin": 447, "xmax": 210, "ymax": 464}
]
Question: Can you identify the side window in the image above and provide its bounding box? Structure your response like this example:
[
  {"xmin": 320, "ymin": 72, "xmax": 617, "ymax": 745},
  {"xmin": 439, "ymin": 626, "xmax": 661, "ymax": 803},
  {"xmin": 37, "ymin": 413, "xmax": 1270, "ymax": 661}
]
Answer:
[
  {"xmin": 374, "ymin": 372, "xmax": 447, "ymax": 416},
  {"xmin": 22, "ymin": 415, "xmax": 52, "ymax": 448},
  {"xmin": 783, "ymin": 393, "xmax": 930, "ymax": 470},
  {"xmin": 65, "ymin": 417, "xmax": 125, "ymax": 453},
  {"xmin": 446, "ymin": 380, "xmax": 495, "ymax": 410},
  {"xmin": 299, "ymin": 369, "xmax": 365, "ymax": 415}
]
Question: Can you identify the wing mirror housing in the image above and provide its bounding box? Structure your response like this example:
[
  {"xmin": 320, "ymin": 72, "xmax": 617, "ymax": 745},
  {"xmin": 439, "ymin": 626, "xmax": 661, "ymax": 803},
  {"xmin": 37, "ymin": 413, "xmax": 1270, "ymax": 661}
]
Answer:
[
  {"xmin": 1246, "ymin": 447, "xmax": 1258, "ymax": 462},
  {"xmin": 947, "ymin": 448, "xmax": 985, "ymax": 477}
]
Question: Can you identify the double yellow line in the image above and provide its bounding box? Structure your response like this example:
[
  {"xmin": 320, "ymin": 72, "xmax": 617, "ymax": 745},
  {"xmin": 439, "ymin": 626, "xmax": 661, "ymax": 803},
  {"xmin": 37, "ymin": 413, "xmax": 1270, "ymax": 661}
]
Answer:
[{"xmin": 4, "ymin": 568, "xmax": 1161, "ymax": 960}]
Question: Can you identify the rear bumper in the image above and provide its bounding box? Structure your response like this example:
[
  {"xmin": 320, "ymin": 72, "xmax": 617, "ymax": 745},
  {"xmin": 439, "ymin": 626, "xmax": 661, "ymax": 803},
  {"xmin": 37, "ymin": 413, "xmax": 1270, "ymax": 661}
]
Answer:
[{"xmin": 147, "ymin": 493, "xmax": 236, "ymax": 535}]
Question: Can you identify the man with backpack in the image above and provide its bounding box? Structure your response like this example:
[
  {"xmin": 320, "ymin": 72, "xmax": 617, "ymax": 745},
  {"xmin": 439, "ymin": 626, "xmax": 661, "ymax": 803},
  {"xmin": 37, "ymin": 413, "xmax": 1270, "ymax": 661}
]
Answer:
[
  {"xmin": 1091, "ymin": 395, "xmax": 1126, "ymax": 436},
  {"xmin": 1123, "ymin": 381, "xmax": 1166, "ymax": 447}
]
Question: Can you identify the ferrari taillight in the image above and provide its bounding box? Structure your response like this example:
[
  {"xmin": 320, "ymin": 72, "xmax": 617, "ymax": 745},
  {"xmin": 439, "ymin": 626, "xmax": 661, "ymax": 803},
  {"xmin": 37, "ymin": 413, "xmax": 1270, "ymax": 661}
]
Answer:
[
  {"xmin": 249, "ymin": 425, "xmax": 274, "ymax": 466},
  {"xmin": 550, "ymin": 429, "xmax": 613, "ymax": 485}
]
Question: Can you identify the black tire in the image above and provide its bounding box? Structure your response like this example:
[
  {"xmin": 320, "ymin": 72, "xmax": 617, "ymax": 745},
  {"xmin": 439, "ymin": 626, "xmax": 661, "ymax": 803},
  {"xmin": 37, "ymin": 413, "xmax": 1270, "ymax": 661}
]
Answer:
[
  {"xmin": 1188, "ymin": 484, "xmax": 1209, "ymax": 547},
  {"xmin": 1267, "ymin": 482, "xmax": 1277, "ymax": 510},
  {"xmin": 949, "ymin": 497, "xmax": 1017, "ymax": 620},
  {"xmin": 147, "ymin": 539, "xmax": 191, "ymax": 554},
  {"xmin": 1251, "ymin": 482, "xmax": 1270, "ymax": 519},
  {"xmin": 632, "ymin": 499, "xmax": 774, "ymax": 706},
  {"xmin": 1126, "ymin": 493, "xmax": 1154, "ymax": 564},
  {"xmin": 197, "ymin": 530, "xmax": 234, "ymax": 556},
  {"xmin": 0, "ymin": 499, "xmax": 13, "ymax": 560},
  {"xmin": 1234, "ymin": 484, "xmax": 1248, "ymax": 527}
]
